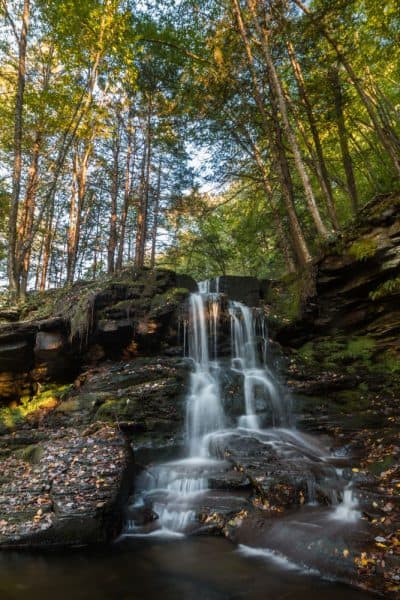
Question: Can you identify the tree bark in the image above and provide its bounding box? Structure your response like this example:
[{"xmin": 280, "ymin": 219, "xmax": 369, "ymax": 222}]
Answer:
[
  {"xmin": 287, "ymin": 41, "xmax": 339, "ymax": 229},
  {"xmin": 135, "ymin": 101, "xmax": 152, "ymax": 268},
  {"xmin": 107, "ymin": 127, "xmax": 120, "ymax": 274},
  {"xmin": 116, "ymin": 118, "xmax": 135, "ymax": 270},
  {"xmin": 66, "ymin": 144, "xmax": 91, "ymax": 283},
  {"xmin": 17, "ymin": 129, "xmax": 41, "ymax": 299},
  {"xmin": 231, "ymin": 0, "xmax": 312, "ymax": 267},
  {"xmin": 329, "ymin": 66, "xmax": 359, "ymax": 214},
  {"xmin": 7, "ymin": 0, "xmax": 30, "ymax": 299},
  {"xmin": 246, "ymin": 0, "xmax": 329, "ymax": 238},
  {"xmin": 150, "ymin": 158, "xmax": 162, "ymax": 268}
]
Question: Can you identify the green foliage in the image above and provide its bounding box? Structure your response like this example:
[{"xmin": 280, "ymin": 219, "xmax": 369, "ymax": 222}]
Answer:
[
  {"xmin": 266, "ymin": 269, "xmax": 315, "ymax": 325},
  {"xmin": 370, "ymin": 276, "xmax": 400, "ymax": 300},
  {"xmin": 160, "ymin": 185, "xmax": 286, "ymax": 280}
]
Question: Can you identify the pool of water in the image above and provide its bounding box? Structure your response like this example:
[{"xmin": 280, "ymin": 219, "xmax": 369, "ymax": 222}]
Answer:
[{"xmin": 0, "ymin": 537, "xmax": 372, "ymax": 599}]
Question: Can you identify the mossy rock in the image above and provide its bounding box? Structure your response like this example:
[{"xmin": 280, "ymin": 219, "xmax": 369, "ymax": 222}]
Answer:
[
  {"xmin": 150, "ymin": 287, "xmax": 190, "ymax": 312},
  {"xmin": 266, "ymin": 268, "xmax": 315, "ymax": 326},
  {"xmin": 14, "ymin": 443, "xmax": 44, "ymax": 463},
  {"xmin": 96, "ymin": 398, "xmax": 137, "ymax": 420},
  {"xmin": 297, "ymin": 335, "xmax": 376, "ymax": 370},
  {"xmin": 348, "ymin": 237, "xmax": 378, "ymax": 261}
]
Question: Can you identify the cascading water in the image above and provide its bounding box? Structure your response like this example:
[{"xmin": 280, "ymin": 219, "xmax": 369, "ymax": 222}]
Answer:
[
  {"xmin": 228, "ymin": 301, "xmax": 288, "ymax": 430},
  {"xmin": 186, "ymin": 293, "xmax": 224, "ymax": 456},
  {"xmin": 126, "ymin": 286, "xmax": 360, "ymax": 539}
]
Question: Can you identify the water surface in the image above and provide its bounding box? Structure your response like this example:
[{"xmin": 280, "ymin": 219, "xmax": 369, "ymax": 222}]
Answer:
[{"xmin": 0, "ymin": 537, "xmax": 372, "ymax": 600}]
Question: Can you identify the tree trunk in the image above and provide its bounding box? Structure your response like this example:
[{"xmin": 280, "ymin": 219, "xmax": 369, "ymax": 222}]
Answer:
[
  {"xmin": 246, "ymin": 0, "xmax": 329, "ymax": 238},
  {"xmin": 287, "ymin": 41, "xmax": 339, "ymax": 229},
  {"xmin": 249, "ymin": 139, "xmax": 296, "ymax": 272},
  {"xmin": 231, "ymin": 0, "xmax": 312, "ymax": 267},
  {"xmin": 116, "ymin": 119, "xmax": 135, "ymax": 270},
  {"xmin": 8, "ymin": 0, "xmax": 30, "ymax": 299},
  {"xmin": 107, "ymin": 129, "xmax": 120, "ymax": 274},
  {"xmin": 329, "ymin": 66, "xmax": 359, "ymax": 214},
  {"xmin": 135, "ymin": 101, "xmax": 152, "ymax": 268},
  {"xmin": 17, "ymin": 129, "xmax": 42, "ymax": 299},
  {"xmin": 66, "ymin": 144, "xmax": 91, "ymax": 284},
  {"xmin": 39, "ymin": 203, "xmax": 55, "ymax": 291},
  {"xmin": 150, "ymin": 158, "xmax": 162, "ymax": 268}
]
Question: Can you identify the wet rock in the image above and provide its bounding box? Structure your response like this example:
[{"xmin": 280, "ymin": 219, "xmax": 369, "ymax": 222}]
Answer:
[
  {"xmin": 204, "ymin": 276, "xmax": 267, "ymax": 306},
  {"xmin": 207, "ymin": 430, "xmax": 338, "ymax": 508}
]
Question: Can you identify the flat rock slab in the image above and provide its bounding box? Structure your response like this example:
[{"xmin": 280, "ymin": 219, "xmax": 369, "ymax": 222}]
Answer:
[{"xmin": 0, "ymin": 424, "xmax": 133, "ymax": 549}]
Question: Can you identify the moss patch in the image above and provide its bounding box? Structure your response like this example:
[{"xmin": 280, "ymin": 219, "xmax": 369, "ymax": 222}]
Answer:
[
  {"xmin": 0, "ymin": 384, "xmax": 72, "ymax": 430},
  {"xmin": 297, "ymin": 335, "xmax": 377, "ymax": 370},
  {"xmin": 348, "ymin": 237, "xmax": 378, "ymax": 261}
]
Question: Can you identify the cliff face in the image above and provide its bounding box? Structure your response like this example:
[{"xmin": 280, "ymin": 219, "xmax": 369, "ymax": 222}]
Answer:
[
  {"xmin": 0, "ymin": 267, "xmax": 196, "ymax": 404},
  {"xmin": 272, "ymin": 193, "xmax": 400, "ymax": 410},
  {"xmin": 277, "ymin": 193, "xmax": 400, "ymax": 352}
]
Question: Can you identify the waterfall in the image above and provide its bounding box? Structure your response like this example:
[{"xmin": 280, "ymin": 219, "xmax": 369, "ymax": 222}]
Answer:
[
  {"xmin": 126, "ymin": 286, "xmax": 357, "ymax": 537},
  {"xmin": 229, "ymin": 301, "xmax": 286, "ymax": 429}
]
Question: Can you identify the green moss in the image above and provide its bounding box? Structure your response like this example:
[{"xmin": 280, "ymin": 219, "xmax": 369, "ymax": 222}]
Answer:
[
  {"xmin": 348, "ymin": 237, "xmax": 378, "ymax": 261},
  {"xmin": 151, "ymin": 287, "xmax": 189, "ymax": 310},
  {"xmin": 0, "ymin": 384, "xmax": 72, "ymax": 430},
  {"xmin": 334, "ymin": 390, "xmax": 370, "ymax": 411},
  {"xmin": 14, "ymin": 444, "xmax": 43, "ymax": 463},
  {"xmin": 374, "ymin": 349, "xmax": 400, "ymax": 374},
  {"xmin": 297, "ymin": 335, "xmax": 376, "ymax": 369},
  {"xmin": 346, "ymin": 336, "xmax": 376, "ymax": 360}
]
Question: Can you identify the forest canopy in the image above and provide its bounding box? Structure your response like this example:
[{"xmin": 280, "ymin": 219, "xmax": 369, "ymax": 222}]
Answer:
[{"xmin": 1, "ymin": 0, "xmax": 399, "ymax": 299}]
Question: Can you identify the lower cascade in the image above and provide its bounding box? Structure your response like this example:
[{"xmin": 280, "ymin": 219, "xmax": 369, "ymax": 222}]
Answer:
[{"xmin": 125, "ymin": 290, "xmax": 361, "ymax": 546}]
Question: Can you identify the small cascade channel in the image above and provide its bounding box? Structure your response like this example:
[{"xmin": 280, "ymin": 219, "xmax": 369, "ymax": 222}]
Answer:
[{"xmin": 125, "ymin": 287, "xmax": 362, "ymax": 580}]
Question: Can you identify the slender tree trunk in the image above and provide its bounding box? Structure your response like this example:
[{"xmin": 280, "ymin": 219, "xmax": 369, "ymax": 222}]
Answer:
[
  {"xmin": 135, "ymin": 102, "xmax": 152, "ymax": 268},
  {"xmin": 329, "ymin": 66, "xmax": 359, "ymax": 214},
  {"xmin": 17, "ymin": 130, "xmax": 42, "ymax": 299},
  {"xmin": 39, "ymin": 203, "xmax": 55, "ymax": 291},
  {"xmin": 250, "ymin": 139, "xmax": 296, "ymax": 272},
  {"xmin": 107, "ymin": 130, "xmax": 120, "ymax": 274},
  {"xmin": 150, "ymin": 158, "xmax": 162, "ymax": 268},
  {"xmin": 287, "ymin": 41, "xmax": 339, "ymax": 229},
  {"xmin": 66, "ymin": 144, "xmax": 91, "ymax": 283},
  {"xmin": 231, "ymin": 0, "xmax": 312, "ymax": 267},
  {"xmin": 8, "ymin": 0, "xmax": 30, "ymax": 299},
  {"xmin": 116, "ymin": 120, "xmax": 135, "ymax": 270},
  {"xmin": 246, "ymin": 0, "xmax": 329, "ymax": 238}
]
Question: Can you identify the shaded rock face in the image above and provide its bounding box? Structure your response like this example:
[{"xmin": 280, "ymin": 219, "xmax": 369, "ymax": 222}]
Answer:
[
  {"xmin": 263, "ymin": 196, "xmax": 400, "ymax": 594},
  {"xmin": 276, "ymin": 194, "xmax": 400, "ymax": 351},
  {"xmin": 0, "ymin": 268, "xmax": 197, "ymax": 401},
  {"xmin": 52, "ymin": 357, "xmax": 189, "ymax": 445},
  {"xmin": 203, "ymin": 276, "xmax": 270, "ymax": 306},
  {"xmin": 271, "ymin": 194, "xmax": 400, "ymax": 429}
]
